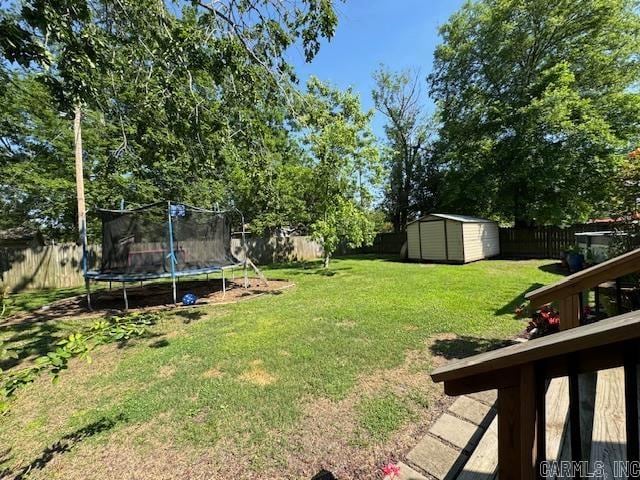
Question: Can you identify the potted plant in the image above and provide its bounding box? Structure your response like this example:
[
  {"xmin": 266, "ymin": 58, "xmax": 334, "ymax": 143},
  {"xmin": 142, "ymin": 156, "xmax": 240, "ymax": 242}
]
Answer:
[{"xmin": 565, "ymin": 244, "xmax": 584, "ymax": 273}]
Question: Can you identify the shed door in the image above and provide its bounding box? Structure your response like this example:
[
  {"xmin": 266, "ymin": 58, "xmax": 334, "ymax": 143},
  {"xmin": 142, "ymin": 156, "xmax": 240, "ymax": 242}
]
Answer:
[{"xmin": 420, "ymin": 221, "xmax": 447, "ymax": 261}]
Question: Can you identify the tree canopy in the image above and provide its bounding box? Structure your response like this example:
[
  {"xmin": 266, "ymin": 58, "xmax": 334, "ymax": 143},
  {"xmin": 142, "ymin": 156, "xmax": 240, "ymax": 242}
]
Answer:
[
  {"xmin": 299, "ymin": 77, "xmax": 381, "ymax": 266},
  {"xmin": 0, "ymin": 0, "xmax": 381, "ymax": 253},
  {"xmin": 429, "ymin": 0, "xmax": 640, "ymax": 226},
  {"xmin": 372, "ymin": 66, "xmax": 439, "ymax": 232}
]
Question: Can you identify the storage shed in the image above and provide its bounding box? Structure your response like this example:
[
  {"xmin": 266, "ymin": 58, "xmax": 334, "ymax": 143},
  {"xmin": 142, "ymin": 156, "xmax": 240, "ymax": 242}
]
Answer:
[{"xmin": 406, "ymin": 214, "xmax": 500, "ymax": 263}]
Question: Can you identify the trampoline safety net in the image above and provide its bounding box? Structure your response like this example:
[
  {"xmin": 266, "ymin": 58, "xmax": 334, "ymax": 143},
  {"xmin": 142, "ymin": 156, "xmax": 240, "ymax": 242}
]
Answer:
[{"xmin": 98, "ymin": 202, "xmax": 239, "ymax": 275}]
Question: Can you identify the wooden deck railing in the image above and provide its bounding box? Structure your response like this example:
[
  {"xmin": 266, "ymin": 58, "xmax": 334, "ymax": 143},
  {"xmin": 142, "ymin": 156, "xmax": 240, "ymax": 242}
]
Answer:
[
  {"xmin": 525, "ymin": 247, "xmax": 640, "ymax": 330},
  {"xmin": 432, "ymin": 248, "xmax": 640, "ymax": 478},
  {"xmin": 432, "ymin": 311, "xmax": 640, "ymax": 479}
]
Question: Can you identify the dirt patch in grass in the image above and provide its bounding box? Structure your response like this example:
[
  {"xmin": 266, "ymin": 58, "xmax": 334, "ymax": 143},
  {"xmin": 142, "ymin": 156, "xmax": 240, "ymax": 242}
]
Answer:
[
  {"xmin": 239, "ymin": 360, "xmax": 277, "ymax": 386},
  {"xmin": 202, "ymin": 367, "xmax": 223, "ymax": 379},
  {"xmin": 3, "ymin": 279, "xmax": 294, "ymax": 326},
  {"xmin": 157, "ymin": 365, "xmax": 177, "ymax": 378}
]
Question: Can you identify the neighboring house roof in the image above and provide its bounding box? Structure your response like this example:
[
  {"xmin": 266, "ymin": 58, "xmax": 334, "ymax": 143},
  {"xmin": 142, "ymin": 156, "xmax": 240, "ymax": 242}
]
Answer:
[
  {"xmin": 407, "ymin": 213, "xmax": 495, "ymax": 225},
  {"xmin": 587, "ymin": 214, "xmax": 639, "ymax": 223}
]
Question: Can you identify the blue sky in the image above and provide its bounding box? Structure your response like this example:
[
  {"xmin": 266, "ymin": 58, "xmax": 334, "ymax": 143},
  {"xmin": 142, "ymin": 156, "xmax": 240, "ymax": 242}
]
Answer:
[{"xmin": 288, "ymin": 0, "xmax": 467, "ymax": 137}]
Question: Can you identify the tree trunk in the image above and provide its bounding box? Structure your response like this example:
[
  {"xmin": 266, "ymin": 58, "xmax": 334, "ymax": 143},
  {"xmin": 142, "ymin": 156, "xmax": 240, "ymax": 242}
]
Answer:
[
  {"xmin": 323, "ymin": 253, "xmax": 330, "ymax": 268},
  {"xmin": 513, "ymin": 183, "xmax": 533, "ymax": 227}
]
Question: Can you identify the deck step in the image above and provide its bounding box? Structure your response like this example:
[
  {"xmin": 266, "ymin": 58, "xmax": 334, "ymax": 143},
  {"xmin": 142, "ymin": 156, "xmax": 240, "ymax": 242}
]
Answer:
[
  {"xmin": 590, "ymin": 367, "xmax": 626, "ymax": 478},
  {"xmin": 545, "ymin": 377, "xmax": 570, "ymax": 468},
  {"xmin": 400, "ymin": 373, "xmax": 624, "ymax": 480},
  {"xmin": 455, "ymin": 377, "xmax": 584, "ymax": 480},
  {"xmin": 456, "ymin": 415, "xmax": 498, "ymax": 480}
]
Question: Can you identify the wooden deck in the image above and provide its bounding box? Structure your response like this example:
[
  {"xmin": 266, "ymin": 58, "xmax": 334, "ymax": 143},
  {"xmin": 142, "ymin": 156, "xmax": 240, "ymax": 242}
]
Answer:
[
  {"xmin": 404, "ymin": 309, "xmax": 640, "ymax": 478},
  {"xmin": 395, "ymin": 367, "xmax": 628, "ymax": 479}
]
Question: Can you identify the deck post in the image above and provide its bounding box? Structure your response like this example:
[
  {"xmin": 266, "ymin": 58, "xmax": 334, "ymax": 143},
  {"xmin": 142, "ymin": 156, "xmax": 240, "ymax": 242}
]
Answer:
[
  {"xmin": 497, "ymin": 364, "xmax": 538, "ymax": 480},
  {"xmin": 559, "ymin": 294, "xmax": 581, "ymax": 330}
]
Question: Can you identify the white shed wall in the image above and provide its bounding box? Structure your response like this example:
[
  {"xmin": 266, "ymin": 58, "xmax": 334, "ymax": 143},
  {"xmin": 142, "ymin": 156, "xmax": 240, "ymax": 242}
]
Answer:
[
  {"xmin": 463, "ymin": 222, "xmax": 500, "ymax": 262},
  {"xmin": 421, "ymin": 221, "xmax": 447, "ymax": 261},
  {"xmin": 445, "ymin": 220, "xmax": 464, "ymax": 262},
  {"xmin": 407, "ymin": 222, "xmax": 421, "ymax": 259}
]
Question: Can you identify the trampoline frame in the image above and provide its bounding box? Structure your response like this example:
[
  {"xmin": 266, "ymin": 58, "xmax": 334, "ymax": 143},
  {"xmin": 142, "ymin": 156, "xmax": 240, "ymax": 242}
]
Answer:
[{"xmin": 82, "ymin": 201, "xmax": 250, "ymax": 310}]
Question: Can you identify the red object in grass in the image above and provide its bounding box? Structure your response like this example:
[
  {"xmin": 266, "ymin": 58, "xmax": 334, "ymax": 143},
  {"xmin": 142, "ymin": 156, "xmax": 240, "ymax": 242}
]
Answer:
[
  {"xmin": 527, "ymin": 304, "xmax": 561, "ymax": 337},
  {"xmin": 382, "ymin": 463, "xmax": 401, "ymax": 478}
]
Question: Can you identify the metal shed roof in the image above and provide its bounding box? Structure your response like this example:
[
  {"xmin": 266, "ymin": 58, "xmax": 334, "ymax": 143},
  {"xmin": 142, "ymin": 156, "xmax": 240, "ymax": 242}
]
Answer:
[{"xmin": 407, "ymin": 213, "xmax": 495, "ymax": 225}]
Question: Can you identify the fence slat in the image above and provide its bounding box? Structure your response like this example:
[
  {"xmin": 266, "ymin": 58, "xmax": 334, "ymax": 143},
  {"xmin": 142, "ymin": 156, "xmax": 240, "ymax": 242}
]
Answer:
[
  {"xmin": 339, "ymin": 232, "xmax": 407, "ymax": 256},
  {"xmin": 499, "ymin": 223, "xmax": 613, "ymax": 259}
]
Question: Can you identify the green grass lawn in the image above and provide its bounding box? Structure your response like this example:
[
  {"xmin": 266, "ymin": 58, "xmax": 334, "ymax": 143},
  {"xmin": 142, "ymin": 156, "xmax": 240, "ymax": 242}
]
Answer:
[{"xmin": 0, "ymin": 256, "xmax": 561, "ymax": 479}]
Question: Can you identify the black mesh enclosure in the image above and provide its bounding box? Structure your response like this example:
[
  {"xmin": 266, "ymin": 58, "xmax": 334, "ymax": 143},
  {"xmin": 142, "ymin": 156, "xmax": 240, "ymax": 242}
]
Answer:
[{"xmin": 98, "ymin": 203, "xmax": 239, "ymax": 276}]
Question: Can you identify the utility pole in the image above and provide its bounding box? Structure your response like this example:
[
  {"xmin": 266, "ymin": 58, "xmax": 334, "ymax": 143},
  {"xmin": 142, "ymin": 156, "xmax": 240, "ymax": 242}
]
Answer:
[
  {"xmin": 73, "ymin": 104, "xmax": 86, "ymax": 237},
  {"xmin": 74, "ymin": 104, "xmax": 92, "ymax": 310}
]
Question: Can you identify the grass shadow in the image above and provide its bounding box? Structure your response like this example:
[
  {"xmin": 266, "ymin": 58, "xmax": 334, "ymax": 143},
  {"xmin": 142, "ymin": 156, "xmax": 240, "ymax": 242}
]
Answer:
[
  {"xmin": 262, "ymin": 260, "xmax": 352, "ymax": 276},
  {"xmin": 0, "ymin": 320, "xmax": 72, "ymax": 370},
  {"xmin": 149, "ymin": 339, "xmax": 170, "ymax": 348},
  {"xmin": 7, "ymin": 414, "xmax": 124, "ymax": 479},
  {"xmin": 494, "ymin": 283, "xmax": 545, "ymax": 316},
  {"xmin": 1, "ymin": 317, "xmax": 158, "ymax": 369},
  {"xmin": 311, "ymin": 469, "xmax": 338, "ymax": 480},
  {"xmin": 174, "ymin": 309, "xmax": 207, "ymax": 324},
  {"xmin": 538, "ymin": 261, "xmax": 567, "ymax": 275},
  {"xmin": 333, "ymin": 253, "xmax": 400, "ymax": 262},
  {"xmin": 430, "ymin": 336, "xmax": 515, "ymax": 360}
]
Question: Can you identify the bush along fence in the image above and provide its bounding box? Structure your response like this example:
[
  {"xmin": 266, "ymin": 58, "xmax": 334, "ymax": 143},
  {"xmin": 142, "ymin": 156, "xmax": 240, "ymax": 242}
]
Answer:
[
  {"xmin": 0, "ymin": 236, "xmax": 323, "ymax": 292},
  {"xmin": 498, "ymin": 223, "xmax": 616, "ymax": 259}
]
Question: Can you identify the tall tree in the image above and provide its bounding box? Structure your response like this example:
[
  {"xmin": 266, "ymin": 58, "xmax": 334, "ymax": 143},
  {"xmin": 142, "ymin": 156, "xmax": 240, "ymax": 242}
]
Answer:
[
  {"xmin": 430, "ymin": 0, "xmax": 640, "ymax": 226},
  {"xmin": 372, "ymin": 67, "xmax": 435, "ymax": 231},
  {"xmin": 299, "ymin": 77, "xmax": 381, "ymax": 267},
  {"xmin": 0, "ymin": 0, "xmax": 342, "ymax": 239}
]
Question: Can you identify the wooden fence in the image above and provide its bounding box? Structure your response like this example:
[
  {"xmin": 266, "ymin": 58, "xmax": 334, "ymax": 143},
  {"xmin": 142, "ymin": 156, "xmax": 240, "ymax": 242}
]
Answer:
[
  {"xmin": 0, "ymin": 236, "xmax": 323, "ymax": 292},
  {"xmin": 338, "ymin": 232, "xmax": 407, "ymax": 256},
  {"xmin": 498, "ymin": 223, "xmax": 615, "ymax": 259}
]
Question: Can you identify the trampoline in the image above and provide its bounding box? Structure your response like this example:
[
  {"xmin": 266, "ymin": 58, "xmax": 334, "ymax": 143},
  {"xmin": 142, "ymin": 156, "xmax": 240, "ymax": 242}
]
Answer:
[{"xmin": 83, "ymin": 201, "xmax": 252, "ymax": 310}]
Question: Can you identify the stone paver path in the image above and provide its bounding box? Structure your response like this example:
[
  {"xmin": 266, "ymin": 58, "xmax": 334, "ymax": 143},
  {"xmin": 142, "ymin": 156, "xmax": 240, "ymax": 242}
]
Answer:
[{"xmin": 385, "ymin": 390, "xmax": 497, "ymax": 480}]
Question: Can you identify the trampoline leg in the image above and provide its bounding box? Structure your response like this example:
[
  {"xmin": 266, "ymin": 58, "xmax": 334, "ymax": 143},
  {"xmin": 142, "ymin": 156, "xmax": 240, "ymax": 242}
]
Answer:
[
  {"xmin": 172, "ymin": 277, "xmax": 177, "ymax": 305},
  {"xmin": 85, "ymin": 278, "xmax": 92, "ymax": 311},
  {"xmin": 244, "ymin": 263, "xmax": 248, "ymax": 289},
  {"xmin": 123, "ymin": 283, "xmax": 129, "ymax": 311},
  {"xmin": 222, "ymin": 269, "xmax": 226, "ymax": 296}
]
